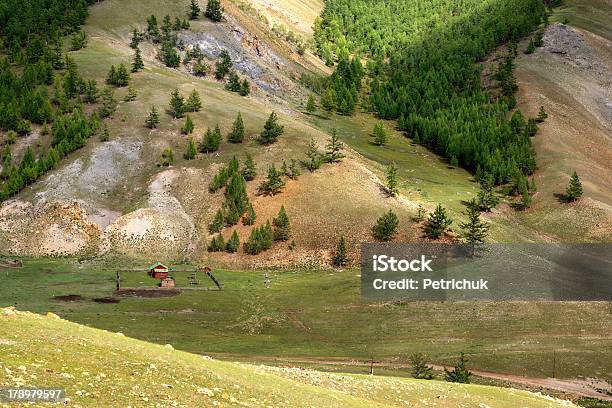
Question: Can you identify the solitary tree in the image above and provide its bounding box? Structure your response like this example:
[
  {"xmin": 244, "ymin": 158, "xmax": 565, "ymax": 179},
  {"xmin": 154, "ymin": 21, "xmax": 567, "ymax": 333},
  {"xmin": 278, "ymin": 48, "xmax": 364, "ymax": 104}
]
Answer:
[
  {"xmin": 259, "ymin": 164, "xmax": 285, "ymax": 195},
  {"xmin": 306, "ymin": 94, "xmax": 317, "ymax": 114},
  {"xmin": 373, "ymin": 210, "xmax": 399, "ymax": 241},
  {"xmin": 169, "ymin": 89, "xmax": 185, "ymax": 118},
  {"xmin": 227, "ymin": 112, "xmax": 245, "ymax": 143},
  {"xmin": 145, "ymin": 106, "xmax": 160, "ymax": 128},
  {"xmin": 259, "ymin": 112, "xmax": 284, "ymax": 145},
  {"xmin": 242, "ymin": 153, "xmax": 257, "ymax": 181},
  {"xmin": 305, "ymin": 139, "xmax": 322, "ymax": 172},
  {"xmin": 565, "ymin": 171, "xmax": 583, "ymax": 202},
  {"xmin": 184, "ymin": 136, "xmax": 197, "ymax": 160},
  {"xmin": 215, "ymin": 50, "xmax": 232, "ymax": 79},
  {"xmin": 332, "ymin": 235, "xmax": 348, "ymax": 267},
  {"xmin": 181, "ymin": 115, "xmax": 195, "ymax": 135},
  {"xmin": 160, "ymin": 148, "xmax": 174, "ymax": 166},
  {"xmin": 424, "ymin": 204, "xmax": 453, "ymax": 239},
  {"xmin": 205, "ymin": 0, "xmax": 223, "ymax": 22},
  {"xmin": 524, "ymin": 38, "xmax": 536, "ymax": 54},
  {"xmin": 373, "ymin": 122, "xmax": 388, "ymax": 146},
  {"xmin": 124, "ymin": 86, "xmax": 137, "ymax": 102},
  {"xmin": 132, "ymin": 47, "xmax": 144, "ymax": 72},
  {"xmin": 325, "ymin": 129, "xmax": 344, "ymax": 163},
  {"xmin": 459, "ymin": 199, "xmax": 489, "ymax": 244},
  {"xmin": 186, "ymin": 90, "xmax": 202, "ymax": 112},
  {"xmin": 410, "ymin": 353, "xmax": 434, "ymax": 380},
  {"xmin": 444, "ymin": 353, "xmax": 472, "ymax": 384},
  {"xmin": 386, "ymin": 162, "xmax": 399, "ymax": 197},
  {"xmin": 189, "ymin": 0, "xmax": 201, "ymax": 19},
  {"xmin": 272, "ymin": 206, "xmax": 291, "ymax": 241},
  {"xmin": 536, "ymin": 106, "xmax": 548, "ymax": 122}
]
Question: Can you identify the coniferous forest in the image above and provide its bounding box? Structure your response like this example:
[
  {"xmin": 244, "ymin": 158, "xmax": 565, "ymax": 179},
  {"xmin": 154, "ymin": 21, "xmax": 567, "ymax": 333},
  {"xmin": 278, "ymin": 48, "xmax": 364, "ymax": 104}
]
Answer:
[
  {"xmin": 315, "ymin": 0, "xmax": 546, "ymax": 184},
  {"xmin": 0, "ymin": 0, "xmax": 100, "ymax": 201}
]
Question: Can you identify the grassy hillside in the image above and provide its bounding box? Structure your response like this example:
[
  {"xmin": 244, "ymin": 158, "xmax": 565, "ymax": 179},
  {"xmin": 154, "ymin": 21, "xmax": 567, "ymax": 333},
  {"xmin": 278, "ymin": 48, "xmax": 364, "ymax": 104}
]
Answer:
[
  {"xmin": 0, "ymin": 307, "xmax": 577, "ymax": 407},
  {"xmin": 2, "ymin": 259, "xmax": 611, "ymax": 381}
]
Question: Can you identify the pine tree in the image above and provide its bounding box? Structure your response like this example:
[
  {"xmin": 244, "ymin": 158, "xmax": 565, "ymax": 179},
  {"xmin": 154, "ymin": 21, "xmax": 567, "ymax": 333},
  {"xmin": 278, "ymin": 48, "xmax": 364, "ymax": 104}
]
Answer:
[
  {"xmin": 130, "ymin": 29, "xmax": 141, "ymax": 49},
  {"xmin": 386, "ymin": 162, "xmax": 399, "ymax": 197},
  {"xmin": 424, "ymin": 204, "xmax": 453, "ymax": 239},
  {"xmin": 259, "ymin": 164, "xmax": 285, "ymax": 195},
  {"xmin": 227, "ymin": 112, "xmax": 245, "ymax": 143},
  {"xmin": 288, "ymin": 159, "xmax": 301, "ymax": 180},
  {"xmin": 373, "ymin": 122, "xmax": 388, "ymax": 146},
  {"xmin": 243, "ymin": 203, "xmax": 256, "ymax": 225},
  {"xmin": 520, "ymin": 184, "xmax": 532, "ymax": 209},
  {"xmin": 205, "ymin": 0, "xmax": 224, "ymax": 22},
  {"xmin": 132, "ymin": 47, "xmax": 144, "ymax": 72},
  {"xmin": 208, "ymin": 208, "xmax": 225, "ymax": 233},
  {"xmin": 242, "ymin": 153, "xmax": 257, "ymax": 181},
  {"xmin": 565, "ymin": 171, "xmax": 583, "ymax": 202},
  {"xmin": 239, "ymin": 79, "xmax": 250, "ymax": 96},
  {"xmin": 147, "ymin": 15, "xmax": 160, "ymax": 42},
  {"xmin": 416, "ymin": 204, "xmax": 426, "ymax": 222},
  {"xmin": 99, "ymin": 87, "xmax": 117, "ymax": 118},
  {"xmin": 184, "ymin": 136, "xmax": 197, "ymax": 160},
  {"xmin": 181, "ymin": 115, "xmax": 195, "ymax": 135},
  {"xmin": 200, "ymin": 127, "xmax": 221, "ymax": 153},
  {"xmin": 444, "ymin": 353, "xmax": 472, "ymax": 384},
  {"xmin": 160, "ymin": 148, "xmax": 174, "ymax": 166},
  {"xmin": 226, "ymin": 230, "xmax": 240, "ymax": 253},
  {"xmin": 208, "ymin": 234, "xmax": 225, "ymax": 252},
  {"xmin": 145, "ymin": 106, "xmax": 160, "ymax": 128},
  {"xmin": 306, "ymin": 94, "xmax": 317, "ymax": 114},
  {"xmin": 100, "ymin": 123, "xmax": 111, "ymax": 142},
  {"xmin": 305, "ymin": 139, "xmax": 322, "ymax": 172},
  {"xmin": 225, "ymin": 71, "xmax": 241, "ymax": 92},
  {"xmin": 169, "ymin": 89, "xmax": 185, "ymax": 118},
  {"xmin": 536, "ymin": 106, "xmax": 548, "ymax": 122},
  {"xmin": 106, "ymin": 65, "xmax": 117, "ymax": 86},
  {"xmin": 459, "ymin": 199, "xmax": 489, "ymax": 244},
  {"xmin": 373, "ymin": 210, "xmax": 399, "ymax": 241},
  {"xmin": 321, "ymin": 88, "xmax": 335, "ymax": 112},
  {"xmin": 476, "ymin": 175, "xmax": 500, "ymax": 212},
  {"xmin": 1, "ymin": 145, "xmax": 12, "ymax": 180},
  {"xmin": 115, "ymin": 64, "xmax": 130, "ymax": 87},
  {"xmin": 186, "ymin": 90, "xmax": 202, "ymax": 112},
  {"xmin": 189, "ymin": 0, "xmax": 201, "ymax": 19},
  {"xmin": 325, "ymin": 129, "xmax": 345, "ymax": 163},
  {"xmin": 332, "ymin": 235, "xmax": 348, "ymax": 267},
  {"xmin": 161, "ymin": 40, "xmax": 180, "ymax": 68},
  {"xmin": 259, "ymin": 112, "xmax": 284, "ymax": 145},
  {"xmin": 124, "ymin": 86, "xmax": 137, "ymax": 102},
  {"xmin": 215, "ymin": 50, "xmax": 232, "ymax": 79},
  {"xmin": 410, "ymin": 353, "xmax": 434, "ymax": 380},
  {"xmin": 273, "ymin": 206, "xmax": 291, "ymax": 241}
]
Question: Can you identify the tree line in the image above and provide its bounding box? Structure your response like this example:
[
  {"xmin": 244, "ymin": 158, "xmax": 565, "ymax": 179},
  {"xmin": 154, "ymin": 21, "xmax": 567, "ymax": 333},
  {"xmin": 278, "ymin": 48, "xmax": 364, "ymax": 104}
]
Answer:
[{"xmin": 314, "ymin": 0, "xmax": 547, "ymax": 184}]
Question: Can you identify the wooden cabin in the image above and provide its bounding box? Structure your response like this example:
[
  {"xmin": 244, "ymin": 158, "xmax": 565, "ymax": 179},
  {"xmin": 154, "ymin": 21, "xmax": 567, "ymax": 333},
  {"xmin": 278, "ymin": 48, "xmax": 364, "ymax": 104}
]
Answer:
[{"xmin": 148, "ymin": 262, "xmax": 169, "ymax": 279}]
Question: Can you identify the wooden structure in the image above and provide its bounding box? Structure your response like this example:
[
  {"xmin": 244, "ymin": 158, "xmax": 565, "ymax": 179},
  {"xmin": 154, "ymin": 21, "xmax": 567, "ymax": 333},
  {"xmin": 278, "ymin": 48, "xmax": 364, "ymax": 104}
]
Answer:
[
  {"xmin": 199, "ymin": 267, "xmax": 223, "ymax": 290},
  {"xmin": 148, "ymin": 262, "xmax": 169, "ymax": 279},
  {"xmin": 160, "ymin": 277, "xmax": 176, "ymax": 288}
]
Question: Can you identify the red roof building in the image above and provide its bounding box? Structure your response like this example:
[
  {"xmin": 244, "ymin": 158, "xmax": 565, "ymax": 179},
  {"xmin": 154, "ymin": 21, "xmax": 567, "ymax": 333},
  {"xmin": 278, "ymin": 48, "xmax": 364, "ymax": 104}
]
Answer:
[{"xmin": 148, "ymin": 262, "xmax": 169, "ymax": 279}]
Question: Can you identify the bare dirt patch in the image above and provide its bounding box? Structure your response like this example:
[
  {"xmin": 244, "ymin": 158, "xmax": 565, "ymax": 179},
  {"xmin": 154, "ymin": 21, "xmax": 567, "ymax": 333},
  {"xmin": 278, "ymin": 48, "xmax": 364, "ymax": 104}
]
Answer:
[
  {"xmin": 52, "ymin": 295, "xmax": 83, "ymax": 302},
  {"xmin": 92, "ymin": 297, "xmax": 121, "ymax": 304},
  {"xmin": 117, "ymin": 288, "xmax": 181, "ymax": 298}
]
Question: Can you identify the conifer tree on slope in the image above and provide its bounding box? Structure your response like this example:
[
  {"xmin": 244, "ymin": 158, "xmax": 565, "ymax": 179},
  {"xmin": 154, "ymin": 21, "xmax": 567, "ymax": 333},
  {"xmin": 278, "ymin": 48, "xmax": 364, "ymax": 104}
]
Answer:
[
  {"xmin": 459, "ymin": 199, "xmax": 489, "ymax": 244},
  {"xmin": 259, "ymin": 112, "xmax": 284, "ymax": 145},
  {"xmin": 205, "ymin": 0, "xmax": 224, "ymax": 23},
  {"xmin": 565, "ymin": 171, "xmax": 583, "ymax": 202},
  {"xmin": 424, "ymin": 204, "xmax": 452, "ymax": 239}
]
